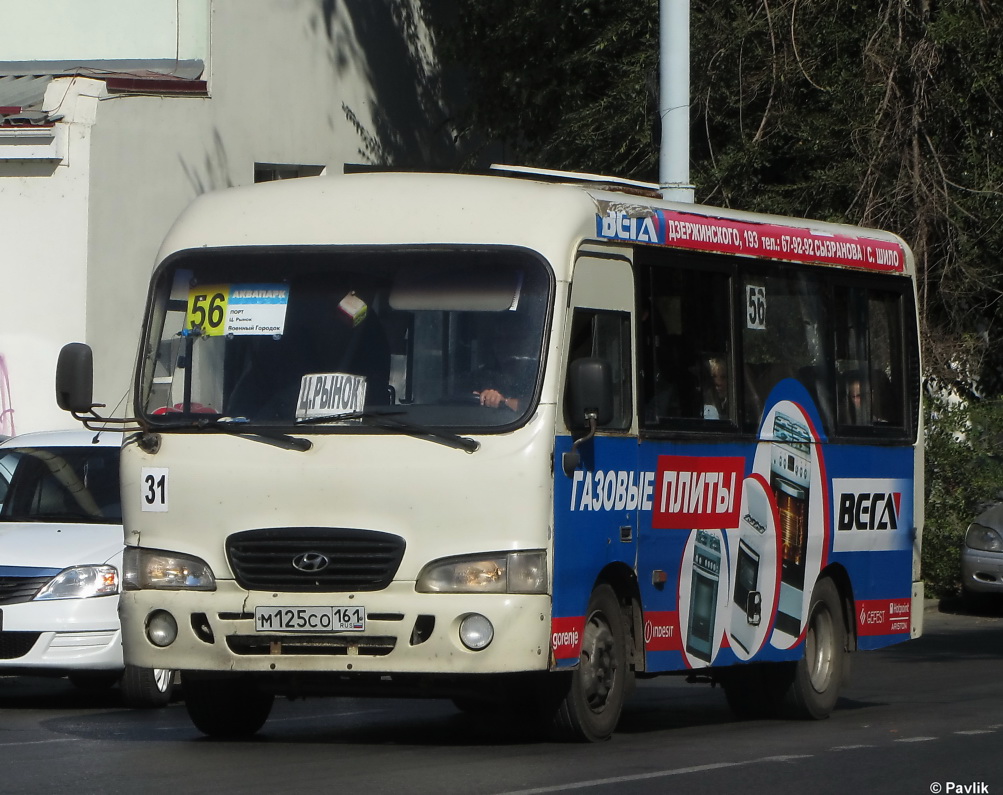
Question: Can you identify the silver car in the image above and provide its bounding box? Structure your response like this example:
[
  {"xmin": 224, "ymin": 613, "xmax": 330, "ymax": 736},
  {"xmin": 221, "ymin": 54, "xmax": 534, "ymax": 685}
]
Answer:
[{"xmin": 962, "ymin": 502, "xmax": 1003, "ymax": 608}]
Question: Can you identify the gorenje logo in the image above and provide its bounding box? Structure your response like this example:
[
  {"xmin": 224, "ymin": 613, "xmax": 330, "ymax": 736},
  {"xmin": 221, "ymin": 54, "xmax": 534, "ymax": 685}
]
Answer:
[
  {"xmin": 837, "ymin": 490, "xmax": 901, "ymax": 531},
  {"xmin": 551, "ymin": 617, "xmax": 584, "ymax": 660}
]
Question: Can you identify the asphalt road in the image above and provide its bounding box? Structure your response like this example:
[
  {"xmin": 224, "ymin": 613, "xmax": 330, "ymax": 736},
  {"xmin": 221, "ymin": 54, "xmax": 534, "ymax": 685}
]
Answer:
[{"xmin": 2, "ymin": 601, "xmax": 1002, "ymax": 795}]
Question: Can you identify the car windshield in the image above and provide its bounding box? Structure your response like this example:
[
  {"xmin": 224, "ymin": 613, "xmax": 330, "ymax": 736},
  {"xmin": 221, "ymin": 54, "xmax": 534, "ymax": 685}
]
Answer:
[
  {"xmin": 0, "ymin": 446, "xmax": 121, "ymax": 524},
  {"xmin": 139, "ymin": 247, "xmax": 552, "ymax": 431}
]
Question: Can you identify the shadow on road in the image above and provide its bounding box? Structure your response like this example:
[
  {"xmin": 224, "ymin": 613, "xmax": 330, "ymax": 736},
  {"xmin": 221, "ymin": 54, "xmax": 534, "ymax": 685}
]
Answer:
[{"xmin": 883, "ymin": 602, "xmax": 1003, "ymax": 663}]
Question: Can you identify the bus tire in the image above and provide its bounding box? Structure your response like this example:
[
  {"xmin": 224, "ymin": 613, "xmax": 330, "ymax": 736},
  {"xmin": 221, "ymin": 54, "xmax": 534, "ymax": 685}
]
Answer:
[
  {"xmin": 120, "ymin": 666, "xmax": 175, "ymax": 708},
  {"xmin": 783, "ymin": 576, "xmax": 847, "ymax": 719},
  {"xmin": 552, "ymin": 584, "xmax": 632, "ymax": 742},
  {"xmin": 183, "ymin": 674, "xmax": 274, "ymax": 738}
]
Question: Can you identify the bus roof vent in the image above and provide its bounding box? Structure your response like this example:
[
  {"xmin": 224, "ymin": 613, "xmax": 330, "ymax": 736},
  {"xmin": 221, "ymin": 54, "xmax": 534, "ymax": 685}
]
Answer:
[{"xmin": 490, "ymin": 164, "xmax": 661, "ymax": 199}]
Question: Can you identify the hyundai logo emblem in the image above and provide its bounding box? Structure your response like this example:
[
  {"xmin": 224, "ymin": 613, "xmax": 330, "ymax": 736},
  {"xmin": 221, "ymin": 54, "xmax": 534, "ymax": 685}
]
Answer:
[{"xmin": 292, "ymin": 551, "xmax": 330, "ymax": 572}]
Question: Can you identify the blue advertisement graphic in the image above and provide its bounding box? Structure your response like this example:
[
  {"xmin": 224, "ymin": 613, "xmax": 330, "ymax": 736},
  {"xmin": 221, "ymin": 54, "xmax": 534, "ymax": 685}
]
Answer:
[{"xmin": 552, "ymin": 379, "xmax": 915, "ymax": 672}]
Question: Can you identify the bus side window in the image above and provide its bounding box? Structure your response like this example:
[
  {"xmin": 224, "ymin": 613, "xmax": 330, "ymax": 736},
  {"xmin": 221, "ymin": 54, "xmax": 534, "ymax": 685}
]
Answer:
[
  {"xmin": 565, "ymin": 309, "xmax": 631, "ymax": 431},
  {"xmin": 639, "ymin": 261, "xmax": 733, "ymax": 429},
  {"xmin": 740, "ymin": 271, "xmax": 834, "ymax": 433},
  {"xmin": 834, "ymin": 285, "xmax": 907, "ymax": 431}
]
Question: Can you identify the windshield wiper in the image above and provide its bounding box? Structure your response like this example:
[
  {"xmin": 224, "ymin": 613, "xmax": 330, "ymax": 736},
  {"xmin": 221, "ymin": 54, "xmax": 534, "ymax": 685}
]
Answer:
[
  {"xmin": 147, "ymin": 416, "xmax": 312, "ymax": 452},
  {"xmin": 297, "ymin": 410, "xmax": 480, "ymax": 453},
  {"xmin": 205, "ymin": 418, "xmax": 313, "ymax": 452}
]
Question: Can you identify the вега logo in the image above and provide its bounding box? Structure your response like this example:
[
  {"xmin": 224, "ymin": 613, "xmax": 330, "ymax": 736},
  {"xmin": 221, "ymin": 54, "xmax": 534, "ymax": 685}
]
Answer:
[
  {"xmin": 832, "ymin": 478, "xmax": 911, "ymax": 553},
  {"xmin": 835, "ymin": 480, "xmax": 903, "ymax": 531},
  {"xmin": 596, "ymin": 210, "xmax": 662, "ymax": 244}
]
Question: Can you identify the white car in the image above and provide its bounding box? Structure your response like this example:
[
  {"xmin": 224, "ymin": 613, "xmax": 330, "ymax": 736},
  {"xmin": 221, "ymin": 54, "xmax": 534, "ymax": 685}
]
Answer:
[{"xmin": 0, "ymin": 429, "xmax": 174, "ymax": 707}]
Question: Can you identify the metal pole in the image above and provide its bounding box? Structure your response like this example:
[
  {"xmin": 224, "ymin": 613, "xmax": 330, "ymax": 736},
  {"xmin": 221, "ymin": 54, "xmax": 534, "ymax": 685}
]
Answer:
[{"xmin": 659, "ymin": 0, "xmax": 694, "ymax": 202}]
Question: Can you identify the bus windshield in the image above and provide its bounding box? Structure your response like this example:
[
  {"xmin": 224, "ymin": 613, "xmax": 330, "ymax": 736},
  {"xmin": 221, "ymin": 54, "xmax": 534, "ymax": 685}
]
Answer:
[{"xmin": 139, "ymin": 248, "xmax": 552, "ymax": 431}]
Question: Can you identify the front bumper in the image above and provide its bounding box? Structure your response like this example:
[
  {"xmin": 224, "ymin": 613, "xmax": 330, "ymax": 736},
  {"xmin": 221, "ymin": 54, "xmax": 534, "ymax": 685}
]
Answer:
[
  {"xmin": 0, "ymin": 596, "xmax": 123, "ymax": 672},
  {"xmin": 961, "ymin": 548, "xmax": 1003, "ymax": 594},
  {"xmin": 120, "ymin": 581, "xmax": 553, "ymax": 679}
]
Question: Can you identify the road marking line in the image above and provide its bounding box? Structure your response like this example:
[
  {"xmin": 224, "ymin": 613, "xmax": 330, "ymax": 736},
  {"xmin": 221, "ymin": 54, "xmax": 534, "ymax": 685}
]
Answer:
[
  {"xmin": 954, "ymin": 730, "xmax": 995, "ymax": 735},
  {"xmin": 497, "ymin": 755, "xmax": 813, "ymax": 795},
  {"xmin": 895, "ymin": 736, "xmax": 938, "ymax": 742},
  {"xmin": 0, "ymin": 738, "xmax": 76, "ymax": 747}
]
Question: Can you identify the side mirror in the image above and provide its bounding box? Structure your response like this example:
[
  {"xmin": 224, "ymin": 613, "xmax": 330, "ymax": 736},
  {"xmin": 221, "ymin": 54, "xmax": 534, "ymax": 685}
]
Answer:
[
  {"xmin": 55, "ymin": 342, "xmax": 95, "ymax": 413},
  {"xmin": 566, "ymin": 357, "xmax": 613, "ymax": 431},
  {"xmin": 562, "ymin": 358, "xmax": 613, "ymax": 478}
]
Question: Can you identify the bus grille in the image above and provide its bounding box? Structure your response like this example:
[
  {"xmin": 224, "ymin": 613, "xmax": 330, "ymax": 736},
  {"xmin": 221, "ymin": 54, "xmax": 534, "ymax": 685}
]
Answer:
[
  {"xmin": 0, "ymin": 575, "xmax": 52, "ymax": 605},
  {"xmin": 226, "ymin": 527, "xmax": 406, "ymax": 592}
]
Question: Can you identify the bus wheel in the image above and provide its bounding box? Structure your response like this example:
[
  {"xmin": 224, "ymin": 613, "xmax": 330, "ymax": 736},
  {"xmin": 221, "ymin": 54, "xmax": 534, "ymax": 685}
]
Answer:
[
  {"xmin": 183, "ymin": 674, "xmax": 275, "ymax": 738},
  {"xmin": 784, "ymin": 577, "xmax": 847, "ymax": 719},
  {"xmin": 552, "ymin": 584, "xmax": 631, "ymax": 742}
]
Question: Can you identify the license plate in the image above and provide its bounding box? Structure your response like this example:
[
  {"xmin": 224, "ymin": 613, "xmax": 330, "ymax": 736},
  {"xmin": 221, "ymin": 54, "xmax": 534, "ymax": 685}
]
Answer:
[{"xmin": 254, "ymin": 605, "xmax": 365, "ymax": 633}]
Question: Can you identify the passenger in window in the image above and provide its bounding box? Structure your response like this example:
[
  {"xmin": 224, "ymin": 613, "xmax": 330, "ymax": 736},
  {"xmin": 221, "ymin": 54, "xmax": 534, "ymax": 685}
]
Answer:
[
  {"xmin": 842, "ymin": 369, "xmax": 880, "ymax": 425},
  {"xmin": 846, "ymin": 373, "xmax": 865, "ymax": 424},
  {"xmin": 702, "ymin": 355, "xmax": 730, "ymax": 420}
]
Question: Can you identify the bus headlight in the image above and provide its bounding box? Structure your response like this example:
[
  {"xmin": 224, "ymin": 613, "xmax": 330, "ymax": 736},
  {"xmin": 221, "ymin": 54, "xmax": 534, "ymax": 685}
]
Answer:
[
  {"xmin": 123, "ymin": 548, "xmax": 216, "ymax": 591},
  {"xmin": 416, "ymin": 550, "xmax": 547, "ymax": 594}
]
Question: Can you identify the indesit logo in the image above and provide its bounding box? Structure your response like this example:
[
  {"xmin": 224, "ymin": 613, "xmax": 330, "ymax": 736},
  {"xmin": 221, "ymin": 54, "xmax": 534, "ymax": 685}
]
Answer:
[{"xmin": 640, "ymin": 612, "xmax": 680, "ymax": 652}]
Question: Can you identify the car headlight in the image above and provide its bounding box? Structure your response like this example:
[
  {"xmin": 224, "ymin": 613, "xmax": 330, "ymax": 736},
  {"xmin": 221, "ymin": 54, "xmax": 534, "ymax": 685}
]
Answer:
[
  {"xmin": 123, "ymin": 547, "xmax": 216, "ymax": 591},
  {"xmin": 34, "ymin": 566, "xmax": 119, "ymax": 600},
  {"xmin": 416, "ymin": 550, "xmax": 547, "ymax": 594},
  {"xmin": 966, "ymin": 523, "xmax": 1003, "ymax": 553}
]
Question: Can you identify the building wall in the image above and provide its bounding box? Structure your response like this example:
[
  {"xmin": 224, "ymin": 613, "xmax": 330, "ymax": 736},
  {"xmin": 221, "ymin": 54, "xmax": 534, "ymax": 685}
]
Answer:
[
  {"xmin": 0, "ymin": 79, "xmax": 104, "ymax": 434},
  {"xmin": 0, "ymin": 0, "xmax": 452, "ymax": 433},
  {"xmin": 0, "ymin": 0, "xmax": 209, "ymax": 62}
]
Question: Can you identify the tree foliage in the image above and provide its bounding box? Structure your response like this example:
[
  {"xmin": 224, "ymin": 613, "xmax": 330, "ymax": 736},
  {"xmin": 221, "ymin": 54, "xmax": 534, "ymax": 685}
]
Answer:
[
  {"xmin": 923, "ymin": 396, "xmax": 1003, "ymax": 594},
  {"xmin": 439, "ymin": 0, "xmax": 1003, "ymax": 388},
  {"xmin": 440, "ymin": 1, "xmax": 659, "ymax": 174},
  {"xmin": 434, "ymin": 1, "xmax": 1003, "ymax": 595}
]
